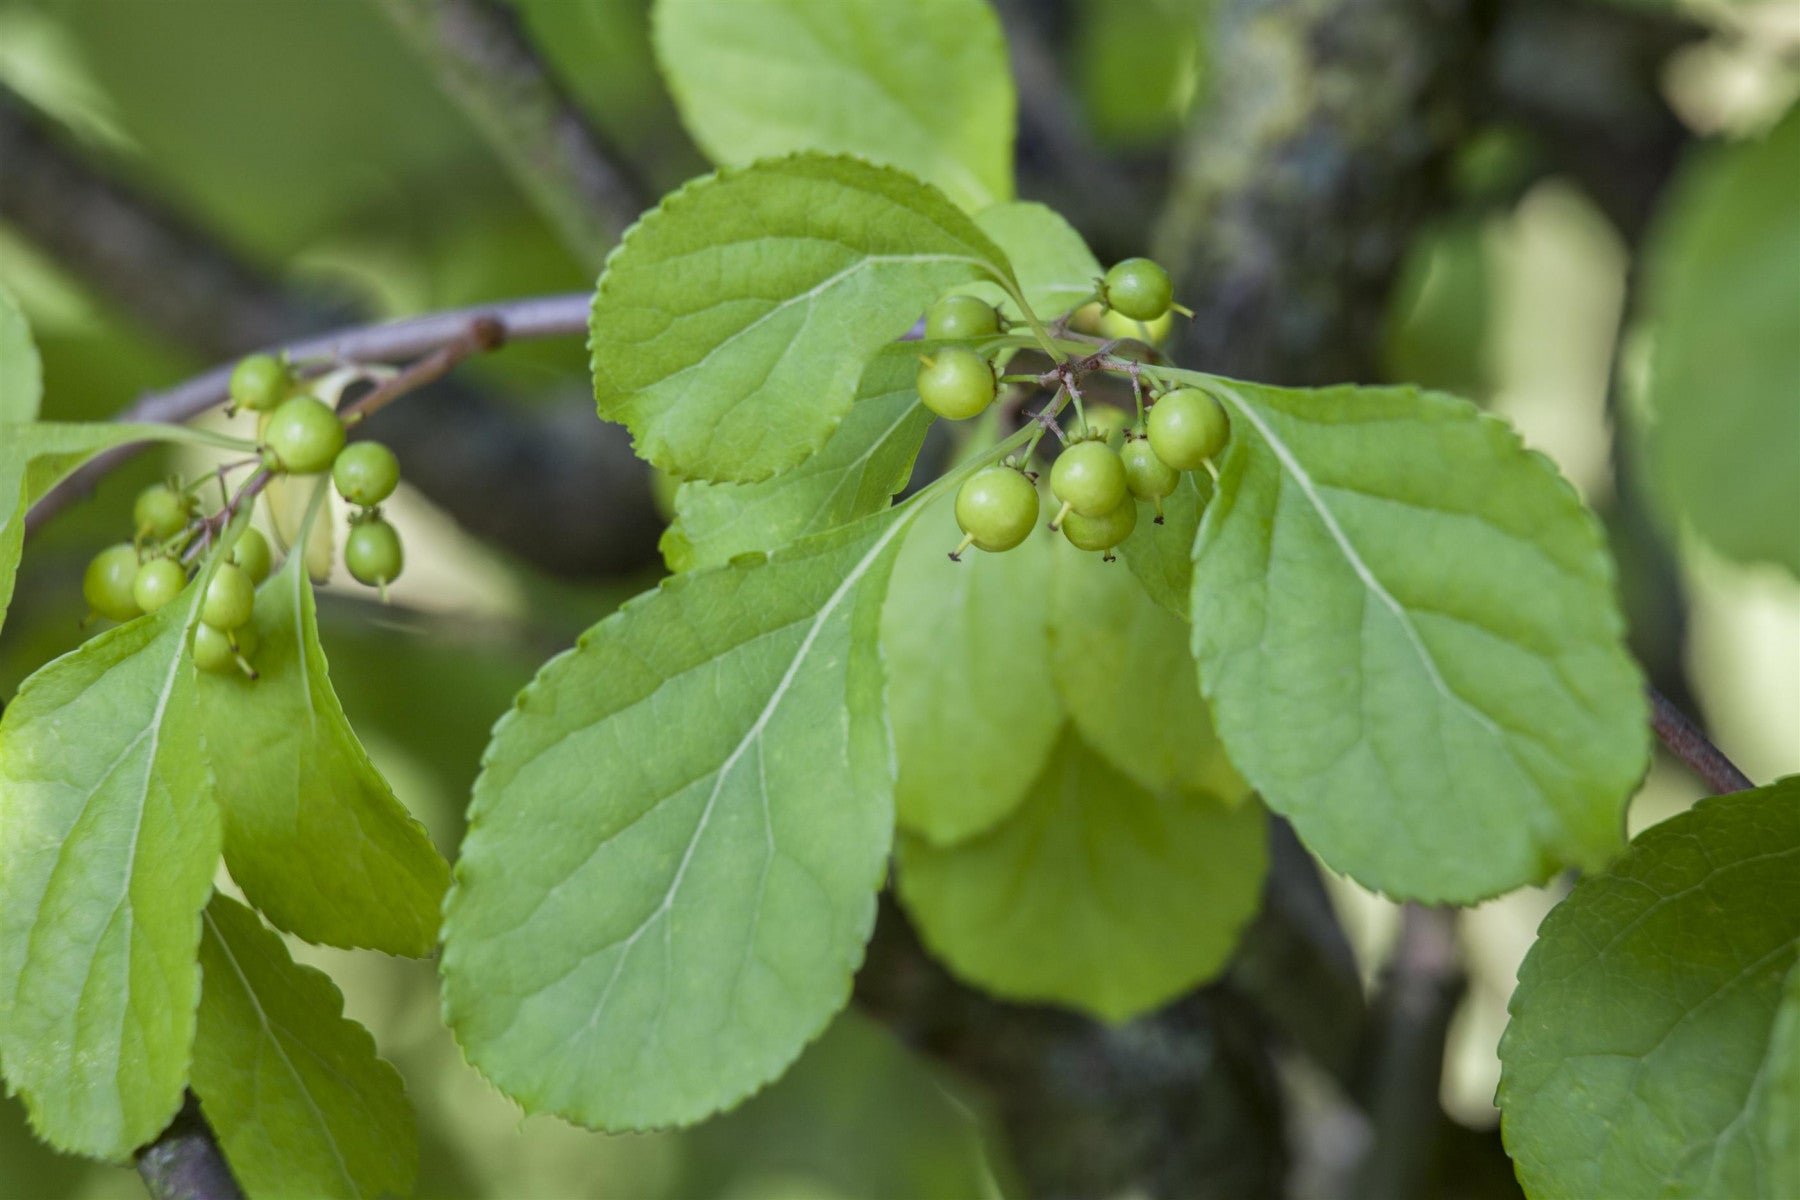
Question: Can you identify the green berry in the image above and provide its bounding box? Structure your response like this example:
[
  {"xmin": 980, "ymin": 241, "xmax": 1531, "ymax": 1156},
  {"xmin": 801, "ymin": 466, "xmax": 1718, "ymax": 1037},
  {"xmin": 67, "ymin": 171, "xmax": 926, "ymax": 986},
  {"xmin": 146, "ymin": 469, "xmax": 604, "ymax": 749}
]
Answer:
[
  {"xmin": 194, "ymin": 621, "xmax": 258, "ymax": 675},
  {"xmin": 952, "ymin": 466, "xmax": 1039, "ymax": 559},
  {"xmin": 264, "ymin": 395, "xmax": 346, "ymax": 474},
  {"xmin": 1084, "ymin": 406, "xmax": 1132, "ymax": 445},
  {"xmin": 84, "ymin": 543, "xmax": 143, "ymax": 622},
  {"xmin": 333, "ymin": 441, "xmax": 401, "ymax": 507},
  {"xmin": 1103, "ymin": 257, "xmax": 1174, "ymax": 323},
  {"xmin": 917, "ymin": 347, "xmax": 996, "ymax": 420},
  {"xmin": 133, "ymin": 484, "xmax": 190, "ymax": 540},
  {"xmin": 131, "ymin": 558, "xmax": 188, "ymax": 614},
  {"xmin": 345, "ymin": 517, "xmax": 404, "ymax": 589},
  {"xmin": 1061, "ymin": 497, "xmax": 1139, "ymax": 555},
  {"xmin": 1122, "ymin": 437, "xmax": 1179, "ymax": 501},
  {"xmin": 1048, "ymin": 439, "xmax": 1128, "ymax": 528},
  {"xmin": 1146, "ymin": 387, "xmax": 1228, "ymax": 470},
  {"xmin": 925, "ymin": 294, "xmax": 1001, "ymax": 341},
  {"xmin": 229, "ymin": 354, "xmax": 291, "ymax": 413},
  {"xmin": 1098, "ymin": 307, "xmax": 1174, "ymax": 346},
  {"xmin": 201, "ymin": 562, "xmax": 256, "ymax": 631},
  {"xmin": 231, "ymin": 527, "xmax": 273, "ymax": 586}
]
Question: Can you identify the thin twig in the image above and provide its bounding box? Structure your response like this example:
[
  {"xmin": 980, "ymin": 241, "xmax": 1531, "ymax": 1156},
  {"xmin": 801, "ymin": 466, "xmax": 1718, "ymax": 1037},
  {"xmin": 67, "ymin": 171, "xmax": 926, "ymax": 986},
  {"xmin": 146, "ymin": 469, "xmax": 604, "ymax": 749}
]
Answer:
[
  {"xmin": 1649, "ymin": 685, "xmax": 1754, "ymax": 794},
  {"xmin": 375, "ymin": 0, "xmax": 652, "ymax": 268},
  {"xmin": 23, "ymin": 295, "xmax": 591, "ymax": 538},
  {"xmin": 339, "ymin": 317, "xmax": 506, "ymax": 423}
]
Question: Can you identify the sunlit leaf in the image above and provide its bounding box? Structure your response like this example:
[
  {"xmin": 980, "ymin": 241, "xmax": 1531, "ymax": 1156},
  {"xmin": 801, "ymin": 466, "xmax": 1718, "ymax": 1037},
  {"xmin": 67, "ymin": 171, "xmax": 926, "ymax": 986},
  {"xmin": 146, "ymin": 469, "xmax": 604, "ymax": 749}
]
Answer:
[
  {"xmin": 1499, "ymin": 777, "xmax": 1800, "ymax": 1198},
  {"xmin": 1191, "ymin": 377, "xmax": 1646, "ymax": 902},
  {"xmin": 897, "ymin": 727, "xmax": 1266, "ymax": 1022},
  {"xmin": 590, "ymin": 153, "xmax": 1011, "ymax": 483},
  {"xmin": 0, "ymin": 284, "xmax": 41, "ymax": 423},
  {"xmin": 653, "ymin": 0, "xmax": 1014, "ymax": 212}
]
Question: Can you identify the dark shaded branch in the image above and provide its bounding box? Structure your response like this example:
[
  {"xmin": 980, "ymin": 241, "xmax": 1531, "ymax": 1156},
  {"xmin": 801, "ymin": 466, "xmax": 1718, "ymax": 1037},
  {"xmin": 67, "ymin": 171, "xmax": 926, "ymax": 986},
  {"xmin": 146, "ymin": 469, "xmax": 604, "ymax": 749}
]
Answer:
[
  {"xmin": 0, "ymin": 86, "xmax": 353, "ymax": 358},
  {"xmin": 1650, "ymin": 686, "xmax": 1756, "ymax": 794},
  {"xmin": 133, "ymin": 1093, "xmax": 242, "ymax": 1200},
  {"xmin": 1353, "ymin": 906, "xmax": 1464, "ymax": 1200},
  {"xmin": 857, "ymin": 895, "xmax": 1287, "ymax": 1200},
  {"xmin": 1156, "ymin": 0, "xmax": 1484, "ymax": 386},
  {"xmin": 375, "ymin": 0, "xmax": 652, "ymax": 269}
]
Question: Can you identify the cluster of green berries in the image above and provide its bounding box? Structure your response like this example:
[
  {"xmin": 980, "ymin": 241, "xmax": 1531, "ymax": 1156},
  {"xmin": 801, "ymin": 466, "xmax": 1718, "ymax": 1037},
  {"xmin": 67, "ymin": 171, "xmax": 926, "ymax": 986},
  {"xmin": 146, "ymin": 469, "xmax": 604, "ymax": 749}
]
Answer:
[
  {"xmin": 78, "ymin": 355, "xmax": 412, "ymax": 668},
  {"xmin": 82, "ymin": 499, "xmax": 275, "ymax": 677},
  {"xmin": 232, "ymin": 354, "xmax": 409, "ymax": 597},
  {"xmin": 950, "ymin": 386, "xmax": 1227, "ymax": 562}
]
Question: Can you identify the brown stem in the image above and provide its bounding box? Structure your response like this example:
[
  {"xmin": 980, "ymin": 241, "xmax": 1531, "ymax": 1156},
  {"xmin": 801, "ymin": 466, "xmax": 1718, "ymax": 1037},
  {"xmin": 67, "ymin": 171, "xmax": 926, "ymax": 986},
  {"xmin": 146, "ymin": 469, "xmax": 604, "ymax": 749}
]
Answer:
[
  {"xmin": 339, "ymin": 317, "xmax": 507, "ymax": 424},
  {"xmin": 133, "ymin": 1093, "xmax": 242, "ymax": 1200},
  {"xmin": 1649, "ymin": 685, "xmax": 1755, "ymax": 794}
]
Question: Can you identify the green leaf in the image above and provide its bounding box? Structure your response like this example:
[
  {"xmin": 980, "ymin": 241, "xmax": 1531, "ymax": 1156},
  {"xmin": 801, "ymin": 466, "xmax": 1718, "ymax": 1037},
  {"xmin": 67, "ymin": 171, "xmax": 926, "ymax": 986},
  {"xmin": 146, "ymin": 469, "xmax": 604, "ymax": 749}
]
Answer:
[
  {"xmin": 1497, "ymin": 777, "xmax": 1800, "ymax": 1199},
  {"xmin": 197, "ymin": 524, "xmax": 449, "ymax": 957},
  {"xmin": 590, "ymin": 153, "xmax": 1012, "ymax": 483},
  {"xmin": 881, "ymin": 491, "xmax": 1062, "ymax": 846},
  {"xmin": 0, "ymin": 284, "xmax": 42, "ymax": 422},
  {"xmin": 192, "ymin": 894, "xmax": 416, "ymax": 1200},
  {"xmin": 0, "ymin": 422, "xmax": 249, "ymax": 636},
  {"xmin": 663, "ymin": 346, "xmax": 935, "ymax": 571},
  {"xmin": 1643, "ymin": 107, "xmax": 1800, "ymax": 577},
  {"xmin": 896, "ymin": 727, "xmax": 1267, "ymax": 1022},
  {"xmin": 1190, "ymin": 378, "xmax": 1647, "ymax": 902},
  {"xmin": 1767, "ymin": 962, "xmax": 1800, "ymax": 1199},
  {"xmin": 1118, "ymin": 469, "xmax": 1212, "ymax": 618},
  {"xmin": 0, "ymin": 586, "xmax": 220, "ymax": 1159},
  {"xmin": 966, "ymin": 201, "xmax": 1103, "ymax": 324},
  {"xmin": 442, "ymin": 508, "xmax": 918, "ymax": 1130},
  {"xmin": 1049, "ymin": 535, "xmax": 1247, "ymax": 800},
  {"xmin": 1073, "ymin": 0, "xmax": 1208, "ymax": 148},
  {"xmin": 652, "ymin": 0, "xmax": 1015, "ymax": 213}
]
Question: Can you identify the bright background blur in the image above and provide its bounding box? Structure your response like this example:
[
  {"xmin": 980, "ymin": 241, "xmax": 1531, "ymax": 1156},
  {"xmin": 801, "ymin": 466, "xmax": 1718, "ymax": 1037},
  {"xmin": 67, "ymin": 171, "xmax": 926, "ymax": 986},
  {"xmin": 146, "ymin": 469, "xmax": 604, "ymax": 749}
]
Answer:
[{"xmin": 0, "ymin": 0, "xmax": 1794, "ymax": 1195}]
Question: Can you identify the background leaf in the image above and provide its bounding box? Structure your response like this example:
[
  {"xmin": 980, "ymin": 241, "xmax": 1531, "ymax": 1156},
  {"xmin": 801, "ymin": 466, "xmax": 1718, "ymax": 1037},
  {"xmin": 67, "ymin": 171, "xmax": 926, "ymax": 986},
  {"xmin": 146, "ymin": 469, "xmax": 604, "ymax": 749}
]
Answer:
[
  {"xmin": 192, "ymin": 894, "xmax": 416, "ymax": 1200},
  {"xmin": 1766, "ymin": 962, "xmax": 1800, "ymax": 1199},
  {"xmin": 966, "ymin": 201, "xmax": 1103, "ymax": 324},
  {"xmin": 0, "ymin": 284, "xmax": 41, "ymax": 422},
  {"xmin": 590, "ymin": 153, "xmax": 1010, "ymax": 483},
  {"xmin": 652, "ymin": 0, "xmax": 1015, "ymax": 213},
  {"xmin": 881, "ymin": 492, "xmax": 1062, "ymax": 846},
  {"xmin": 1641, "ymin": 106, "xmax": 1800, "ymax": 577},
  {"xmin": 442, "ymin": 509, "xmax": 917, "ymax": 1131},
  {"xmin": 1498, "ymin": 777, "xmax": 1800, "ymax": 1199},
  {"xmin": 197, "ymin": 533, "xmax": 449, "ymax": 957},
  {"xmin": 0, "ymin": 585, "xmax": 219, "ymax": 1159},
  {"xmin": 1191, "ymin": 378, "xmax": 1647, "ymax": 902},
  {"xmin": 896, "ymin": 727, "xmax": 1267, "ymax": 1022},
  {"xmin": 663, "ymin": 345, "xmax": 935, "ymax": 571},
  {"xmin": 1118, "ymin": 470, "xmax": 1211, "ymax": 619},
  {"xmin": 1049, "ymin": 535, "xmax": 1247, "ymax": 800}
]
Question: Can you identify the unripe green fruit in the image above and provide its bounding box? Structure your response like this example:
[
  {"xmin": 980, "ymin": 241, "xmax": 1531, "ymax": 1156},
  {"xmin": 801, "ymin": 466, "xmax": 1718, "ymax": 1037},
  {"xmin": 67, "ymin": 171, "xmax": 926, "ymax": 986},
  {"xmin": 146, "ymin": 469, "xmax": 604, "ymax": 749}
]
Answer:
[
  {"xmin": 194, "ymin": 621, "xmax": 258, "ymax": 675},
  {"xmin": 1146, "ymin": 387, "xmax": 1228, "ymax": 470},
  {"xmin": 229, "ymin": 354, "xmax": 291, "ymax": 413},
  {"xmin": 1122, "ymin": 437, "xmax": 1179, "ymax": 501},
  {"xmin": 264, "ymin": 395, "xmax": 346, "ymax": 474},
  {"xmin": 84, "ymin": 543, "xmax": 143, "ymax": 622},
  {"xmin": 925, "ymin": 294, "xmax": 1001, "ymax": 341},
  {"xmin": 333, "ymin": 441, "xmax": 401, "ymax": 507},
  {"xmin": 1049, "ymin": 439, "xmax": 1128, "ymax": 525},
  {"xmin": 231, "ymin": 527, "xmax": 273, "ymax": 586},
  {"xmin": 953, "ymin": 466, "xmax": 1039, "ymax": 557},
  {"xmin": 345, "ymin": 518, "xmax": 404, "ymax": 588},
  {"xmin": 1062, "ymin": 497, "xmax": 1139, "ymax": 554},
  {"xmin": 201, "ymin": 562, "xmax": 256, "ymax": 632},
  {"xmin": 134, "ymin": 484, "xmax": 190, "ymax": 540},
  {"xmin": 1103, "ymin": 257, "xmax": 1174, "ymax": 323},
  {"xmin": 131, "ymin": 558, "xmax": 188, "ymax": 614},
  {"xmin": 916, "ymin": 347, "xmax": 996, "ymax": 420},
  {"xmin": 1084, "ymin": 406, "xmax": 1132, "ymax": 446}
]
